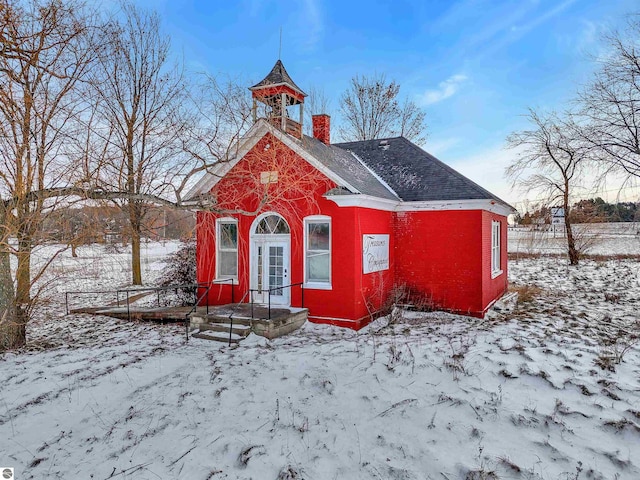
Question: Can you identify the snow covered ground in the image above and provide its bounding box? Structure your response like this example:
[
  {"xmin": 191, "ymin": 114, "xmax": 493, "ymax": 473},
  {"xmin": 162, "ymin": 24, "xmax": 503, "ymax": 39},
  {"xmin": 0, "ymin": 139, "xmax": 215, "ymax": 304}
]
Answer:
[
  {"xmin": 1, "ymin": 243, "xmax": 639, "ymax": 479},
  {"xmin": 509, "ymin": 222, "xmax": 640, "ymax": 256}
]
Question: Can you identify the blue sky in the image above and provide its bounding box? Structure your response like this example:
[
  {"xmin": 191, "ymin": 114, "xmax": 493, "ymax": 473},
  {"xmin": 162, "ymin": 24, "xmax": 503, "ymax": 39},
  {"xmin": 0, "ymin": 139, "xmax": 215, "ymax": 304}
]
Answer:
[{"xmin": 126, "ymin": 0, "xmax": 638, "ymax": 206}]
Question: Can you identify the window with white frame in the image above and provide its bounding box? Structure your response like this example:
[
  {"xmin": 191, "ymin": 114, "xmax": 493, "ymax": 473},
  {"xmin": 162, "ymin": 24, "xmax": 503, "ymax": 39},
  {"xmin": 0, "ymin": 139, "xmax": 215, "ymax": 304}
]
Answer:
[
  {"xmin": 491, "ymin": 220, "xmax": 502, "ymax": 277},
  {"xmin": 305, "ymin": 216, "xmax": 331, "ymax": 286},
  {"xmin": 217, "ymin": 218, "xmax": 238, "ymax": 278}
]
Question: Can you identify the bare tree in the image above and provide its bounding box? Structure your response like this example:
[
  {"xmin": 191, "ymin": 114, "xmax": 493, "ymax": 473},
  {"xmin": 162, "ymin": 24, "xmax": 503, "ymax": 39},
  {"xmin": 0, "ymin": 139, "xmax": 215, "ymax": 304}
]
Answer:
[
  {"xmin": 579, "ymin": 15, "xmax": 640, "ymax": 181},
  {"xmin": 506, "ymin": 109, "xmax": 591, "ymax": 265},
  {"xmin": 88, "ymin": 1, "xmax": 186, "ymax": 285},
  {"xmin": 338, "ymin": 74, "xmax": 427, "ymax": 145},
  {"xmin": 179, "ymin": 74, "xmax": 254, "ymax": 185},
  {"xmin": 303, "ymin": 85, "xmax": 331, "ymax": 136},
  {"xmin": 0, "ymin": 0, "xmax": 97, "ymax": 348}
]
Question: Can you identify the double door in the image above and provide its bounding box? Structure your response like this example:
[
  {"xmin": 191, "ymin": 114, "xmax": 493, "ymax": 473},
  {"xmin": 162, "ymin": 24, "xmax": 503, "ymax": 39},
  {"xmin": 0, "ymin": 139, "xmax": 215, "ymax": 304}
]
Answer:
[{"xmin": 251, "ymin": 240, "xmax": 289, "ymax": 305}]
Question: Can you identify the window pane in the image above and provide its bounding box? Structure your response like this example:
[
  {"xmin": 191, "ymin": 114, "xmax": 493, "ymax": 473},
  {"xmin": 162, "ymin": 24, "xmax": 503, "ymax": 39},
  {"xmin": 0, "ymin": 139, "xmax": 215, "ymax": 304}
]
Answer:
[
  {"xmin": 308, "ymin": 222, "xmax": 329, "ymax": 250},
  {"xmin": 307, "ymin": 251, "xmax": 330, "ymax": 282},
  {"xmin": 256, "ymin": 215, "xmax": 290, "ymax": 234},
  {"xmin": 220, "ymin": 223, "xmax": 237, "ymax": 248},
  {"xmin": 219, "ymin": 251, "xmax": 237, "ymax": 276}
]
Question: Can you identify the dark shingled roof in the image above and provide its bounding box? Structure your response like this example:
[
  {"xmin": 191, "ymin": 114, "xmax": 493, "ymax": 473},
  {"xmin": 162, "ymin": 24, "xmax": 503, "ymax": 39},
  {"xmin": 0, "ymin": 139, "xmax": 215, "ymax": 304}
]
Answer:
[
  {"xmin": 250, "ymin": 60, "xmax": 306, "ymax": 96},
  {"xmin": 335, "ymin": 137, "xmax": 510, "ymax": 205},
  {"xmin": 299, "ymin": 135, "xmax": 398, "ymax": 201}
]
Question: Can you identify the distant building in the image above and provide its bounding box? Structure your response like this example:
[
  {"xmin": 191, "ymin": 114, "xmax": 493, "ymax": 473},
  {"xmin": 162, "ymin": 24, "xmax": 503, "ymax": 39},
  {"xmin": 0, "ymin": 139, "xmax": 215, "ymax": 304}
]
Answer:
[{"xmin": 187, "ymin": 60, "xmax": 515, "ymax": 328}]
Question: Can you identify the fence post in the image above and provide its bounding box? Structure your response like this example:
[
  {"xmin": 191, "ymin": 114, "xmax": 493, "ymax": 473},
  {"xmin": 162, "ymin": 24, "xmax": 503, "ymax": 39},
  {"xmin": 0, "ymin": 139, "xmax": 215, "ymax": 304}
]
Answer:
[
  {"xmin": 301, "ymin": 284, "xmax": 304, "ymax": 309},
  {"xmin": 126, "ymin": 291, "xmax": 130, "ymax": 322},
  {"xmin": 65, "ymin": 292, "xmax": 69, "ymax": 315},
  {"xmin": 268, "ymin": 291, "xmax": 271, "ymax": 320},
  {"xmin": 231, "ymin": 280, "xmax": 235, "ymax": 304}
]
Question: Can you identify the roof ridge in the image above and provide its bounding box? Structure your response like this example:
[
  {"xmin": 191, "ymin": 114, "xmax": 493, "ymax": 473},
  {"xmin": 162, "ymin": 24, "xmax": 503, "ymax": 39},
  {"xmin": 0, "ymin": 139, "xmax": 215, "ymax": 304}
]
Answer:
[{"xmin": 348, "ymin": 150, "xmax": 400, "ymax": 200}]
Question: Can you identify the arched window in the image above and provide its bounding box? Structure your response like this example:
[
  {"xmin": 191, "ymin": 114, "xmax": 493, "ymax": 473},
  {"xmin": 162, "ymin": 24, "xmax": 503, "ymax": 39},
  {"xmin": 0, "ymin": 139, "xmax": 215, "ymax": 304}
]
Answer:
[{"xmin": 254, "ymin": 214, "xmax": 290, "ymax": 234}]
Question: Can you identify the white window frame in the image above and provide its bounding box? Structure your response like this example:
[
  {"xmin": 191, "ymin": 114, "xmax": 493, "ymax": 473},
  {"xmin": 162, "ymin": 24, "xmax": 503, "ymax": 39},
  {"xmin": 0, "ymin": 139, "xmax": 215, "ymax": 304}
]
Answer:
[
  {"xmin": 303, "ymin": 215, "xmax": 332, "ymax": 290},
  {"xmin": 216, "ymin": 217, "xmax": 238, "ymax": 281},
  {"xmin": 491, "ymin": 220, "xmax": 503, "ymax": 278}
]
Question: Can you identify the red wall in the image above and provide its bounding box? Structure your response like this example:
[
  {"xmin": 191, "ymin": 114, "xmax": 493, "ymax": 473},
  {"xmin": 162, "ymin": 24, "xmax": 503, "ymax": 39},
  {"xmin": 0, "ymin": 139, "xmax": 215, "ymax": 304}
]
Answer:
[
  {"xmin": 195, "ymin": 134, "xmax": 395, "ymax": 328},
  {"xmin": 195, "ymin": 132, "xmax": 509, "ymax": 327},
  {"xmin": 394, "ymin": 210, "xmax": 484, "ymax": 316}
]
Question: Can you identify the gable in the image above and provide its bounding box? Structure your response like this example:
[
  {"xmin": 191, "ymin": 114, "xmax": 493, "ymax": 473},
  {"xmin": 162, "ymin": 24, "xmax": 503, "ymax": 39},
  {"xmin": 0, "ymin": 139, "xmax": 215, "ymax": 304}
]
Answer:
[
  {"xmin": 185, "ymin": 119, "xmax": 396, "ymax": 203},
  {"xmin": 207, "ymin": 132, "xmax": 336, "ymax": 214}
]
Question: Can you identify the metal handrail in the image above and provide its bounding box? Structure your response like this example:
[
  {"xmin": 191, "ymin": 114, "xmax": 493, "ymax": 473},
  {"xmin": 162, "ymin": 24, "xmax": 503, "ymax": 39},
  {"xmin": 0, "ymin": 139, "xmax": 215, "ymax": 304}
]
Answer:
[
  {"xmin": 227, "ymin": 290, "xmax": 251, "ymax": 346},
  {"xmin": 249, "ymin": 282, "xmax": 305, "ymax": 320},
  {"xmin": 183, "ymin": 278, "xmax": 235, "ymax": 342},
  {"xmin": 65, "ymin": 290, "xmax": 120, "ymax": 315},
  {"xmin": 65, "ymin": 278, "xmax": 235, "ymax": 329}
]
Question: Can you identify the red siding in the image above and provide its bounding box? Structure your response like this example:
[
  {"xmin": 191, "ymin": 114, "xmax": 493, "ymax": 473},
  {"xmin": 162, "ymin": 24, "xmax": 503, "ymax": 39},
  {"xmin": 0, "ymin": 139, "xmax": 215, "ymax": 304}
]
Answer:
[
  {"xmin": 195, "ymin": 134, "xmax": 395, "ymax": 328},
  {"xmin": 195, "ymin": 131, "xmax": 510, "ymax": 328},
  {"xmin": 352, "ymin": 208, "xmax": 395, "ymax": 323},
  {"xmin": 394, "ymin": 210, "xmax": 484, "ymax": 316}
]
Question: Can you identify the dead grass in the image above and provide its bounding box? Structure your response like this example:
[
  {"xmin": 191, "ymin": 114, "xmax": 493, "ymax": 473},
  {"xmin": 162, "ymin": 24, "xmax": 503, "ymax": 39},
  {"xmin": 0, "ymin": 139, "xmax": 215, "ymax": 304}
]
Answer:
[{"xmin": 509, "ymin": 285, "xmax": 543, "ymax": 304}]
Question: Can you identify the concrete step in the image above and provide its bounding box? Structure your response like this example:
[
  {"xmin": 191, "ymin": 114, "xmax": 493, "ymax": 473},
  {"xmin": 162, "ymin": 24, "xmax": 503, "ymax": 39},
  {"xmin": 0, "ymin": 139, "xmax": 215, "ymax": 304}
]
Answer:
[
  {"xmin": 198, "ymin": 323, "xmax": 251, "ymax": 337},
  {"xmin": 191, "ymin": 330, "xmax": 244, "ymax": 344},
  {"xmin": 204, "ymin": 314, "xmax": 252, "ymax": 326}
]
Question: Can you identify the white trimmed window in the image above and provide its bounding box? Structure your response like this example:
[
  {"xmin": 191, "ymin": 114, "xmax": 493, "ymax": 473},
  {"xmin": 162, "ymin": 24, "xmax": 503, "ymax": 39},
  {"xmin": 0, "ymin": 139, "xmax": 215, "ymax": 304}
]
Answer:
[
  {"xmin": 216, "ymin": 218, "xmax": 238, "ymax": 279},
  {"xmin": 491, "ymin": 220, "xmax": 502, "ymax": 277},
  {"xmin": 304, "ymin": 216, "xmax": 331, "ymax": 288}
]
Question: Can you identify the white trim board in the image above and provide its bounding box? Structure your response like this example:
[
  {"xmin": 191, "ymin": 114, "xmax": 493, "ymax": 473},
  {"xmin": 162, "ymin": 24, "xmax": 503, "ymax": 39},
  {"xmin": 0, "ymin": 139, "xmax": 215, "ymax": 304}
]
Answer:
[{"xmin": 325, "ymin": 194, "xmax": 515, "ymax": 216}]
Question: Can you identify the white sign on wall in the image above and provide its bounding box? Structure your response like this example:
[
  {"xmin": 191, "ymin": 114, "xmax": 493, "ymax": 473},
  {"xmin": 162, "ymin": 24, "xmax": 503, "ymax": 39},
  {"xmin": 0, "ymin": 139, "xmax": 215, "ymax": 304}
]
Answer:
[{"xmin": 363, "ymin": 234, "xmax": 389, "ymax": 274}]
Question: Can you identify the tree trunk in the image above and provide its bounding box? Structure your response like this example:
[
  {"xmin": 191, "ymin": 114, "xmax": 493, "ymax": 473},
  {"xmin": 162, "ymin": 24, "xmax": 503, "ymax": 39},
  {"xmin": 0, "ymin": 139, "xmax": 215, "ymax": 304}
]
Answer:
[
  {"xmin": 130, "ymin": 202, "xmax": 142, "ymax": 285},
  {"xmin": 564, "ymin": 190, "xmax": 579, "ymax": 265},
  {"xmin": 13, "ymin": 233, "xmax": 32, "ymax": 347},
  {"xmin": 566, "ymin": 219, "xmax": 579, "ymax": 265},
  {"xmin": 0, "ymin": 248, "xmax": 20, "ymax": 350}
]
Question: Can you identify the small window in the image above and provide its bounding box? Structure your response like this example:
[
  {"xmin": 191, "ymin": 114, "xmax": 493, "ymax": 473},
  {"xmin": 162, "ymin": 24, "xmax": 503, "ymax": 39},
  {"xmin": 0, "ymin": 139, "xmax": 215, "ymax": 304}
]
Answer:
[
  {"xmin": 217, "ymin": 218, "xmax": 238, "ymax": 278},
  {"xmin": 305, "ymin": 217, "xmax": 331, "ymax": 287},
  {"xmin": 255, "ymin": 214, "xmax": 290, "ymax": 234},
  {"xmin": 491, "ymin": 220, "xmax": 502, "ymax": 278}
]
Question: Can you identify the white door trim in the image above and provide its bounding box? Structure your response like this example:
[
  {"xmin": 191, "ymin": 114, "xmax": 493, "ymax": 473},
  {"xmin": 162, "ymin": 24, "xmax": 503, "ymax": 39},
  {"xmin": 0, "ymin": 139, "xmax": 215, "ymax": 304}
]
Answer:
[{"xmin": 249, "ymin": 213, "xmax": 291, "ymax": 306}]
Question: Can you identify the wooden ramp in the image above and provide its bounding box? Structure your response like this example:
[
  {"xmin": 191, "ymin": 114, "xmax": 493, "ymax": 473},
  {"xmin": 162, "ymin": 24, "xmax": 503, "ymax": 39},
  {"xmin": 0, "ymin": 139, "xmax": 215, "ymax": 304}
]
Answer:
[
  {"xmin": 69, "ymin": 303, "xmax": 309, "ymax": 343},
  {"xmin": 69, "ymin": 305, "xmax": 208, "ymax": 322}
]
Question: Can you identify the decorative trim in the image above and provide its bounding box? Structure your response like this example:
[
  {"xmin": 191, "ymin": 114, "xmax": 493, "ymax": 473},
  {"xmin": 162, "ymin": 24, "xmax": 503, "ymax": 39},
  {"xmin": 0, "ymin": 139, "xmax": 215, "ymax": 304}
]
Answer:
[
  {"xmin": 323, "ymin": 194, "xmax": 398, "ymax": 211},
  {"xmin": 215, "ymin": 217, "xmax": 238, "ymax": 280},
  {"xmin": 325, "ymin": 194, "xmax": 514, "ymax": 216},
  {"xmin": 303, "ymin": 282, "xmax": 332, "ymax": 290},
  {"xmin": 303, "ymin": 215, "xmax": 332, "ymax": 287}
]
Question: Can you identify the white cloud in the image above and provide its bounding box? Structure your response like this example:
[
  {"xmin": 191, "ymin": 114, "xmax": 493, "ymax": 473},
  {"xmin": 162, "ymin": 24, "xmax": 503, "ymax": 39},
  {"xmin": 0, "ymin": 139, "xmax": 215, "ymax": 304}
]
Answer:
[
  {"xmin": 425, "ymin": 137, "xmax": 461, "ymax": 157},
  {"xmin": 300, "ymin": 0, "xmax": 323, "ymax": 51},
  {"xmin": 419, "ymin": 74, "xmax": 468, "ymax": 106},
  {"xmin": 448, "ymin": 143, "xmax": 519, "ymax": 206}
]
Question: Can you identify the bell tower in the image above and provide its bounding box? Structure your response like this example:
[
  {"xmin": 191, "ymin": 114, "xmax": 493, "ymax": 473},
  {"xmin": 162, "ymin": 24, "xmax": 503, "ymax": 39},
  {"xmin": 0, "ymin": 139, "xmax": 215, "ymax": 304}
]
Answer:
[{"xmin": 249, "ymin": 60, "xmax": 306, "ymax": 139}]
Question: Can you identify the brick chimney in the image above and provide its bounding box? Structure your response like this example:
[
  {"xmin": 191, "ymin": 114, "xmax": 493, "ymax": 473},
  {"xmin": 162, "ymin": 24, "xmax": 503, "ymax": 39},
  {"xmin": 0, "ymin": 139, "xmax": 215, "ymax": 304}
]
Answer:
[{"xmin": 312, "ymin": 114, "xmax": 331, "ymax": 145}]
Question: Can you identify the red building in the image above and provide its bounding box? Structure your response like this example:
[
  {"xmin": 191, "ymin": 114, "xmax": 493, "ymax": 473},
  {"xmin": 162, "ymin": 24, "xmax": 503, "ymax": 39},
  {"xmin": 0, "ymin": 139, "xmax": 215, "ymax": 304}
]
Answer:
[{"xmin": 187, "ymin": 61, "xmax": 515, "ymax": 329}]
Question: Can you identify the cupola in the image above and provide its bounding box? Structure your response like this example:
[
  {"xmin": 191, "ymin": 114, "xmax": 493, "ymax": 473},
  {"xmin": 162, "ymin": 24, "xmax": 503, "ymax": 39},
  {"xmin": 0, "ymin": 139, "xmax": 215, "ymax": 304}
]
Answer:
[{"xmin": 249, "ymin": 60, "xmax": 306, "ymax": 139}]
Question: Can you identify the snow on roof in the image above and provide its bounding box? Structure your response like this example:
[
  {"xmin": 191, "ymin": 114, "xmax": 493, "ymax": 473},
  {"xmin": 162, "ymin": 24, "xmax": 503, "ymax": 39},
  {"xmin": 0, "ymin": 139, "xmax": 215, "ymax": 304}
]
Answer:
[{"xmin": 335, "ymin": 136, "xmax": 514, "ymax": 209}]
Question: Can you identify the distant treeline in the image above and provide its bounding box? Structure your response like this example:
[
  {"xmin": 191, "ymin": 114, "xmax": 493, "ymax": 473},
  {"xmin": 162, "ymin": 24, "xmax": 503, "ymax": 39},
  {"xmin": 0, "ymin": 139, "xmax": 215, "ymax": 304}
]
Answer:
[
  {"xmin": 517, "ymin": 198, "xmax": 640, "ymax": 224},
  {"xmin": 42, "ymin": 205, "xmax": 195, "ymax": 246}
]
